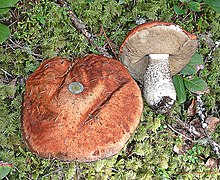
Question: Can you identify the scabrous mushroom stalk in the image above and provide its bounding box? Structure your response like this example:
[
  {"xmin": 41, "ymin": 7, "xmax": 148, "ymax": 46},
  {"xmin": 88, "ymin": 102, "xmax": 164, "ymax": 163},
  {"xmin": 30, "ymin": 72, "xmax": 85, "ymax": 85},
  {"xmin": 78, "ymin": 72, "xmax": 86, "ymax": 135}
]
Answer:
[{"xmin": 143, "ymin": 54, "xmax": 176, "ymax": 114}]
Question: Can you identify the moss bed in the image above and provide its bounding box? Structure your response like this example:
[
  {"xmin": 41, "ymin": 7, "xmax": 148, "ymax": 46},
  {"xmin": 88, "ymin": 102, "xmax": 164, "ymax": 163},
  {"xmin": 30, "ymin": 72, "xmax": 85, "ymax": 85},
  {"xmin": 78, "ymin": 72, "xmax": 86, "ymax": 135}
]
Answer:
[{"xmin": 0, "ymin": 0, "xmax": 219, "ymax": 179}]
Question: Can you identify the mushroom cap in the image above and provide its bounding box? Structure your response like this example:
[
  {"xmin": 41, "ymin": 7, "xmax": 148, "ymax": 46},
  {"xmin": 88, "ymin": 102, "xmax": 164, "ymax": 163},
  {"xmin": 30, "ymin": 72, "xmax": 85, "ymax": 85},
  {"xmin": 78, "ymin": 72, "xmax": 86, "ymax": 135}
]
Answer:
[
  {"xmin": 119, "ymin": 21, "xmax": 198, "ymax": 84},
  {"xmin": 21, "ymin": 55, "xmax": 143, "ymax": 162}
]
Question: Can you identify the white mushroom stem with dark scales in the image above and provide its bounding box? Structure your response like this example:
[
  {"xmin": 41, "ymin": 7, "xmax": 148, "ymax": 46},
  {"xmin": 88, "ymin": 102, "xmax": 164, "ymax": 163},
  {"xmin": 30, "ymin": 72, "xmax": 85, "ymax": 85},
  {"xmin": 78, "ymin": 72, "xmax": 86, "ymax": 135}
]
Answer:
[
  {"xmin": 119, "ymin": 21, "xmax": 198, "ymax": 114},
  {"xmin": 143, "ymin": 54, "xmax": 176, "ymax": 114}
]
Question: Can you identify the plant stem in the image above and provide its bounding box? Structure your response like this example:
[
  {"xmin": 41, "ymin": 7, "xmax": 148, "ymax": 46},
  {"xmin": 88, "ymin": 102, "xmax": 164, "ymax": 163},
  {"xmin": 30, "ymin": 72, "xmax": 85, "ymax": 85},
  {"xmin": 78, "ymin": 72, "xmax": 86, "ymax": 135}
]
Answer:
[{"xmin": 196, "ymin": 94, "xmax": 220, "ymax": 158}]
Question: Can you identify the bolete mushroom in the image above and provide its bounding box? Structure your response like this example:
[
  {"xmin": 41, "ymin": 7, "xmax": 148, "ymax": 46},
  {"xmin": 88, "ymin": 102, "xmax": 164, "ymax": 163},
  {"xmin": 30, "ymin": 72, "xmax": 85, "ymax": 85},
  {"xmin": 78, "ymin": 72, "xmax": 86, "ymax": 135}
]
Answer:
[
  {"xmin": 119, "ymin": 21, "xmax": 198, "ymax": 114},
  {"xmin": 21, "ymin": 54, "xmax": 143, "ymax": 162}
]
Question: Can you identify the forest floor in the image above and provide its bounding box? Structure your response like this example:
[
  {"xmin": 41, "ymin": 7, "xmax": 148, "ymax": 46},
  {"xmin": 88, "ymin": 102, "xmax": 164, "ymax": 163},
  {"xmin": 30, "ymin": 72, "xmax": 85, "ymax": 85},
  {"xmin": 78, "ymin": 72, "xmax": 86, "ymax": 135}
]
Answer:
[{"xmin": 0, "ymin": 0, "xmax": 220, "ymax": 179}]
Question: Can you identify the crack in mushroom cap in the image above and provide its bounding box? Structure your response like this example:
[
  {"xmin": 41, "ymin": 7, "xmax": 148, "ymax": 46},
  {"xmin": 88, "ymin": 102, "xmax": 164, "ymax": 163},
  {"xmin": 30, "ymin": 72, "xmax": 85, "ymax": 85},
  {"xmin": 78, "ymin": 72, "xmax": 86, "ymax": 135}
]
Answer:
[
  {"xmin": 119, "ymin": 21, "xmax": 198, "ymax": 84},
  {"xmin": 21, "ymin": 55, "xmax": 143, "ymax": 162}
]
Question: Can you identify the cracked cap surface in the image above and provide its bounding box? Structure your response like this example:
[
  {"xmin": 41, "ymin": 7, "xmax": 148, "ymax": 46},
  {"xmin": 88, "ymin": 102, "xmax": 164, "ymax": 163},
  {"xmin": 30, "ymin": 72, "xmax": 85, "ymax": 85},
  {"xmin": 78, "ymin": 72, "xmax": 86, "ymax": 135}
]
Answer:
[{"xmin": 21, "ymin": 54, "xmax": 143, "ymax": 162}]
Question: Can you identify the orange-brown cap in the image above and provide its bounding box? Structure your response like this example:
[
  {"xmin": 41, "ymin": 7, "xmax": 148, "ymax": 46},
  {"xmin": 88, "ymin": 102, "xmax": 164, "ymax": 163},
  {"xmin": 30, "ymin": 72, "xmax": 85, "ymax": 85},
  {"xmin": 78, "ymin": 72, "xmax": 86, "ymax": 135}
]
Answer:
[
  {"xmin": 21, "ymin": 55, "xmax": 143, "ymax": 162},
  {"xmin": 119, "ymin": 21, "xmax": 198, "ymax": 84}
]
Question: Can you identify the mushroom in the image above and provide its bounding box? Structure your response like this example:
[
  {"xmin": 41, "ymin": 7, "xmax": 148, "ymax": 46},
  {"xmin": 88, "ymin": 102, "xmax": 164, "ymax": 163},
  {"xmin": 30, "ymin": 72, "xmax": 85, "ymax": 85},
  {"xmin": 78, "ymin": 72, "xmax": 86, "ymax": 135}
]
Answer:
[
  {"xmin": 21, "ymin": 54, "xmax": 143, "ymax": 162},
  {"xmin": 119, "ymin": 21, "xmax": 198, "ymax": 114}
]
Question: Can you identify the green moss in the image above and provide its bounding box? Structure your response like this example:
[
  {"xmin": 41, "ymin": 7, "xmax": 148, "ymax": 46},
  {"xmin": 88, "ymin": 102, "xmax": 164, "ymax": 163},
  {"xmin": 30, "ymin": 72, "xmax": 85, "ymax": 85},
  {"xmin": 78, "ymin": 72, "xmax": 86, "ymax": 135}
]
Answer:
[{"xmin": 0, "ymin": 0, "xmax": 219, "ymax": 179}]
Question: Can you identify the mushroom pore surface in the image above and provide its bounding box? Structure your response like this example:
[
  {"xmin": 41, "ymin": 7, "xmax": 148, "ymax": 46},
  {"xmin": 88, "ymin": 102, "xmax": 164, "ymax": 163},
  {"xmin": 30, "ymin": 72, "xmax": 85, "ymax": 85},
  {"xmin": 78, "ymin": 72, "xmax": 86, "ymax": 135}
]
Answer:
[
  {"xmin": 119, "ymin": 22, "xmax": 198, "ymax": 84},
  {"xmin": 21, "ymin": 55, "xmax": 143, "ymax": 162},
  {"xmin": 119, "ymin": 22, "xmax": 198, "ymax": 114}
]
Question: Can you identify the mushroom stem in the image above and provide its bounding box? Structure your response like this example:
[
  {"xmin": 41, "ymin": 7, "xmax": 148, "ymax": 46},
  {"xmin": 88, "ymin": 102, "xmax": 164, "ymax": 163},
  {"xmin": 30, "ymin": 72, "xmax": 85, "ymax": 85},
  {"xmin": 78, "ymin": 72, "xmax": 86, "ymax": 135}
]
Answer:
[{"xmin": 143, "ymin": 54, "xmax": 176, "ymax": 114}]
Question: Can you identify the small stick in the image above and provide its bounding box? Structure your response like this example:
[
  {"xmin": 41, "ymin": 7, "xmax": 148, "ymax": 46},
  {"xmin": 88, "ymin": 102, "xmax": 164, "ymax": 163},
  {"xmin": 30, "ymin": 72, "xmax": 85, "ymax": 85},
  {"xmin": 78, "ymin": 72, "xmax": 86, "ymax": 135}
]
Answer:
[
  {"xmin": 8, "ymin": 39, "xmax": 43, "ymax": 58},
  {"xmin": 42, "ymin": 168, "xmax": 63, "ymax": 178},
  {"xmin": 0, "ymin": 68, "xmax": 13, "ymax": 77},
  {"xmin": 204, "ymin": 40, "xmax": 220, "ymax": 63},
  {"xmin": 171, "ymin": 114, "xmax": 220, "ymax": 158},
  {"xmin": 166, "ymin": 123, "xmax": 195, "ymax": 142},
  {"xmin": 101, "ymin": 25, "xmax": 118, "ymax": 59},
  {"xmin": 172, "ymin": 115, "xmax": 201, "ymax": 137},
  {"xmin": 57, "ymin": 0, "xmax": 112, "ymax": 58},
  {"xmin": 196, "ymin": 94, "xmax": 220, "ymax": 158}
]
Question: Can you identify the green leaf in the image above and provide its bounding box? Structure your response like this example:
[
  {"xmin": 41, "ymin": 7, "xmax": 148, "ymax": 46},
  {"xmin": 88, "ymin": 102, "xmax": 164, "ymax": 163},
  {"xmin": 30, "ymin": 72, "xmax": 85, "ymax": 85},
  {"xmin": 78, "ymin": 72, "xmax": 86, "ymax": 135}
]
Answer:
[
  {"xmin": 0, "ymin": 0, "xmax": 19, "ymax": 8},
  {"xmin": 188, "ymin": 53, "xmax": 204, "ymax": 66},
  {"xmin": 119, "ymin": 0, "xmax": 125, "ymax": 4},
  {"xmin": 173, "ymin": 75, "xmax": 186, "ymax": 103},
  {"xmin": 180, "ymin": 53, "xmax": 204, "ymax": 75},
  {"xmin": 34, "ymin": 15, "xmax": 46, "ymax": 25},
  {"xmin": 180, "ymin": 65, "xmax": 196, "ymax": 75},
  {"xmin": 174, "ymin": 5, "xmax": 186, "ymax": 15},
  {"xmin": 184, "ymin": 77, "xmax": 207, "ymax": 93},
  {"xmin": 0, "ymin": 23, "xmax": 10, "ymax": 44},
  {"xmin": 204, "ymin": 0, "xmax": 220, "ymax": 13},
  {"xmin": 0, "ymin": 0, "xmax": 19, "ymax": 14},
  {"xmin": 0, "ymin": 7, "xmax": 10, "ymax": 14},
  {"xmin": 188, "ymin": 2, "xmax": 201, "ymax": 12},
  {"xmin": 0, "ymin": 163, "xmax": 12, "ymax": 179},
  {"xmin": 180, "ymin": 0, "xmax": 190, "ymax": 2}
]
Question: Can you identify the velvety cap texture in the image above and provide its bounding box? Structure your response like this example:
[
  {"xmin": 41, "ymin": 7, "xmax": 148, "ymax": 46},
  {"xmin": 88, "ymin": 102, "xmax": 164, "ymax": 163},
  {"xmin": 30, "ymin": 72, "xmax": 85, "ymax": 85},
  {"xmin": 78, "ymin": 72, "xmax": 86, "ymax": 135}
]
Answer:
[{"xmin": 21, "ymin": 54, "xmax": 143, "ymax": 162}]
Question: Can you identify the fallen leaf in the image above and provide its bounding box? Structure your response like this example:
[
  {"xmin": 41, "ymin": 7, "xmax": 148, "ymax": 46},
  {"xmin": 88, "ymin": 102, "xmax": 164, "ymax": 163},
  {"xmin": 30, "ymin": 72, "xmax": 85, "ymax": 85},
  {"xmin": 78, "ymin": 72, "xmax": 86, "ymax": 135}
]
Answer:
[
  {"xmin": 173, "ymin": 144, "xmax": 184, "ymax": 155},
  {"xmin": 206, "ymin": 116, "xmax": 220, "ymax": 132},
  {"xmin": 190, "ymin": 116, "xmax": 220, "ymax": 138},
  {"xmin": 190, "ymin": 118, "xmax": 205, "ymax": 138},
  {"xmin": 187, "ymin": 98, "xmax": 197, "ymax": 116},
  {"xmin": 173, "ymin": 135, "xmax": 194, "ymax": 155},
  {"xmin": 205, "ymin": 158, "xmax": 218, "ymax": 169},
  {"xmin": 0, "ymin": 162, "xmax": 12, "ymax": 179}
]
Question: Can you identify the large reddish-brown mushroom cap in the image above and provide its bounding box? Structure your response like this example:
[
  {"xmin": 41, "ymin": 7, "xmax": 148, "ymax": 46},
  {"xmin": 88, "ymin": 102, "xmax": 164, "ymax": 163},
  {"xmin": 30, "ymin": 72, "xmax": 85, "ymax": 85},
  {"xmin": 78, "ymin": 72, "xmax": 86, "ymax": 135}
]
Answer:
[
  {"xmin": 21, "ymin": 54, "xmax": 143, "ymax": 162},
  {"xmin": 119, "ymin": 21, "xmax": 198, "ymax": 84}
]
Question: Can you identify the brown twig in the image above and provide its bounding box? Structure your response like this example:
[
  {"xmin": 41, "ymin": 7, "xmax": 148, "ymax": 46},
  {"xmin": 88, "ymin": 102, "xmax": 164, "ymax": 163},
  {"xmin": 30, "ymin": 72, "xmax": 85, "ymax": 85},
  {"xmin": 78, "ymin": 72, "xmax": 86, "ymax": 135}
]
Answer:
[
  {"xmin": 171, "ymin": 115, "xmax": 201, "ymax": 137},
  {"xmin": 172, "ymin": 112, "xmax": 220, "ymax": 158},
  {"xmin": 101, "ymin": 25, "xmax": 118, "ymax": 59},
  {"xmin": 7, "ymin": 39, "xmax": 43, "ymax": 59},
  {"xmin": 166, "ymin": 123, "xmax": 195, "ymax": 142},
  {"xmin": 57, "ymin": 0, "xmax": 112, "ymax": 58},
  {"xmin": 204, "ymin": 40, "xmax": 220, "ymax": 63},
  {"xmin": 196, "ymin": 94, "xmax": 220, "ymax": 159},
  {"xmin": 42, "ymin": 168, "xmax": 63, "ymax": 178}
]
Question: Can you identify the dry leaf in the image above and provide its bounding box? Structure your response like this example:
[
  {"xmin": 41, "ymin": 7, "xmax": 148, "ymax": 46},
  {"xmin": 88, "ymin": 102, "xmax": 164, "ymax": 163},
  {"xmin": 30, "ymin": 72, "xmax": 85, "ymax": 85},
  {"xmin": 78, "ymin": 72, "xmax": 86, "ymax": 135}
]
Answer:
[
  {"xmin": 205, "ymin": 158, "xmax": 218, "ymax": 169},
  {"xmin": 190, "ymin": 118, "xmax": 205, "ymax": 138},
  {"xmin": 173, "ymin": 145, "xmax": 184, "ymax": 155},
  {"xmin": 190, "ymin": 116, "xmax": 220, "ymax": 138},
  {"xmin": 173, "ymin": 140, "xmax": 194, "ymax": 155},
  {"xmin": 187, "ymin": 98, "xmax": 197, "ymax": 116},
  {"xmin": 206, "ymin": 116, "xmax": 220, "ymax": 132}
]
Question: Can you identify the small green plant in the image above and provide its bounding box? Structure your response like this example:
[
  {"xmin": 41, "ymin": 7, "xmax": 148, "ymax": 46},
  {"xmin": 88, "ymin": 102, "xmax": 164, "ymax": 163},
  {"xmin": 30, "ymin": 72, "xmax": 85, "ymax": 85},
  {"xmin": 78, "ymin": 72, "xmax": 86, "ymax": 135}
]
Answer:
[
  {"xmin": 174, "ymin": 0, "xmax": 220, "ymax": 15},
  {"xmin": 0, "ymin": 0, "xmax": 19, "ymax": 44},
  {"xmin": 0, "ymin": 0, "xmax": 219, "ymax": 179},
  {"xmin": 173, "ymin": 53, "xmax": 207, "ymax": 103},
  {"xmin": 157, "ymin": 168, "xmax": 171, "ymax": 180},
  {"xmin": 174, "ymin": 0, "xmax": 202, "ymax": 15},
  {"xmin": 0, "ymin": 162, "xmax": 12, "ymax": 179},
  {"xmin": 204, "ymin": 0, "xmax": 220, "ymax": 13},
  {"xmin": 181, "ymin": 145, "xmax": 203, "ymax": 164}
]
